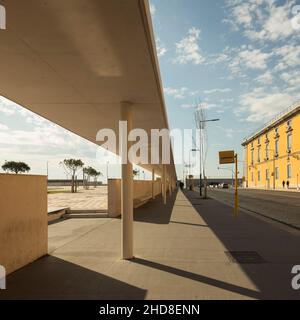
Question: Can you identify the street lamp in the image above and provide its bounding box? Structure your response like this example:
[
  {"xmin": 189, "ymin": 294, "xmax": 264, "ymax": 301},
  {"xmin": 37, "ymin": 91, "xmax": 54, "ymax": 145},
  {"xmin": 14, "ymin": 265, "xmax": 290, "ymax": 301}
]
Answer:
[{"xmin": 197, "ymin": 118, "xmax": 220, "ymax": 197}]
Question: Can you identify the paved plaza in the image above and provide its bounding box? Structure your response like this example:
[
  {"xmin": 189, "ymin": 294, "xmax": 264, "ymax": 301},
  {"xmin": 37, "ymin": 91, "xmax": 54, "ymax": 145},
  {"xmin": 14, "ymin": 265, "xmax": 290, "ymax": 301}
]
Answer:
[
  {"xmin": 48, "ymin": 186, "xmax": 108, "ymax": 212},
  {"xmin": 1, "ymin": 189, "xmax": 300, "ymax": 300}
]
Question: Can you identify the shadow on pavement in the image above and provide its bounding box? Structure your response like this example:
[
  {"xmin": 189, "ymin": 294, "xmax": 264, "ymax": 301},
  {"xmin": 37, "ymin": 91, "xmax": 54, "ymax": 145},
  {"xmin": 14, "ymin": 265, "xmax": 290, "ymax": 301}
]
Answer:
[
  {"xmin": 134, "ymin": 190, "xmax": 178, "ymax": 225},
  {"xmin": 184, "ymin": 190, "xmax": 300, "ymax": 300},
  {"xmin": 0, "ymin": 255, "xmax": 146, "ymax": 300},
  {"xmin": 132, "ymin": 258, "xmax": 262, "ymax": 299}
]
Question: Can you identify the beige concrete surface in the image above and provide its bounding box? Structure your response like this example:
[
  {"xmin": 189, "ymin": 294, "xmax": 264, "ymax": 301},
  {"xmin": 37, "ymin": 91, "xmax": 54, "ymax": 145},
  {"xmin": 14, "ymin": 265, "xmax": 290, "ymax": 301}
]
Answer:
[
  {"xmin": 0, "ymin": 0, "xmax": 176, "ymax": 179},
  {"xmin": 2, "ymin": 189, "xmax": 300, "ymax": 299},
  {"xmin": 0, "ymin": 174, "xmax": 47, "ymax": 275},
  {"xmin": 108, "ymin": 179, "xmax": 163, "ymax": 217},
  {"xmin": 48, "ymin": 186, "xmax": 107, "ymax": 212}
]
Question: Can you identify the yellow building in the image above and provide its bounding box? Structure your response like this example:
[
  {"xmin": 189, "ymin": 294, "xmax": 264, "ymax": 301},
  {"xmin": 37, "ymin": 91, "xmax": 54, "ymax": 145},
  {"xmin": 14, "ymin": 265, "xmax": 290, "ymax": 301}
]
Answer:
[{"xmin": 242, "ymin": 102, "xmax": 300, "ymax": 190}]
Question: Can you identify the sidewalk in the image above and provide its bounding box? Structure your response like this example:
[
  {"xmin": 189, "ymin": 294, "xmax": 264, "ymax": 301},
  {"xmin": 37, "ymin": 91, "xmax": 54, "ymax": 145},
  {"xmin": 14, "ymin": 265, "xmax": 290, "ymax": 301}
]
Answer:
[{"xmin": 1, "ymin": 190, "xmax": 300, "ymax": 300}]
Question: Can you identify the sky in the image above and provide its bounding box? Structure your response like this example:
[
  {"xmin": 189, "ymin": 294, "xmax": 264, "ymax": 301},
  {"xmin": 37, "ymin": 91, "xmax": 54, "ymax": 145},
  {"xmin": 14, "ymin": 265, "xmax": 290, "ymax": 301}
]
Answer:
[{"xmin": 1, "ymin": 0, "xmax": 300, "ymax": 180}]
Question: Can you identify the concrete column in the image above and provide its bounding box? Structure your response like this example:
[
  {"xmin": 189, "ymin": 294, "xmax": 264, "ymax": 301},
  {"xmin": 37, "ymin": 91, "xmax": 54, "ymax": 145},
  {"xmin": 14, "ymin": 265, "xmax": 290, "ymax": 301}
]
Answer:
[
  {"xmin": 121, "ymin": 101, "xmax": 133, "ymax": 260},
  {"xmin": 152, "ymin": 168, "xmax": 155, "ymax": 199},
  {"xmin": 162, "ymin": 165, "xmax": 167, "ymax": 205},
  {"xmin": 169, "ymin": 170, "xmax": 172, "ymax": 198}
]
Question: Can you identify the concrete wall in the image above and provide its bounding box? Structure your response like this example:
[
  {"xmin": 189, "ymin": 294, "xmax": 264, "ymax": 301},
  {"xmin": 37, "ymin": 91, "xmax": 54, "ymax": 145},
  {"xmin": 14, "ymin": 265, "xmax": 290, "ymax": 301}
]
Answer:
[
  {"xmin": 108, "ymin": 179, "xmax": 164, "ymax": 217},
  {"xmin": 0, "ymin": 174, "xmax": 48, "ymax": 275}
]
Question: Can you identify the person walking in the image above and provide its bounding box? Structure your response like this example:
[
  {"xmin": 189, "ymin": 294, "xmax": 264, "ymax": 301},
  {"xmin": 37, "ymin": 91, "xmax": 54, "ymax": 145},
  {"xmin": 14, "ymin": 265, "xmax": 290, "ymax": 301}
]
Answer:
[
  {"xmin": 282, "ymin": 180, "xmax": 286, "ymax": 189},
  {"xmin": 287, "ymin": 180, "xmax": 290, "ymax": 189}
]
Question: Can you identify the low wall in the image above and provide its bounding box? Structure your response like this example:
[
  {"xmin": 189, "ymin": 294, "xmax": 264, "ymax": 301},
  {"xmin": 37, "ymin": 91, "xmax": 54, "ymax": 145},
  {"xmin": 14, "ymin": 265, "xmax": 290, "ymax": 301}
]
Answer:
[
  {"xmin": 0, "ymin": 174, "xmax": 48, "ymax": 275},
  {"xmin": 108, "ymin": 179, "xmax": 165, "ymax": 218}
]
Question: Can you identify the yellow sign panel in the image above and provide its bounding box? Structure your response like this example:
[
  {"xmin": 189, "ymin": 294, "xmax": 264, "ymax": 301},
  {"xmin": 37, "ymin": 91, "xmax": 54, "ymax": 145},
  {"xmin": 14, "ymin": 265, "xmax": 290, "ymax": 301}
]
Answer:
[{"xmin": 219, "ymin": 150, "xmax": 235, "ymax": 164}]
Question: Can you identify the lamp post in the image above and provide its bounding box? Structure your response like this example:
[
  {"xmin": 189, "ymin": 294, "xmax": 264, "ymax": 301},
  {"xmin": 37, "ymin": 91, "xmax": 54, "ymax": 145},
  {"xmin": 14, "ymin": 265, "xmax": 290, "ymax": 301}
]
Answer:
[{"xmin": 197, "ymin": 119, "xmax": 220, "ymax": 197}]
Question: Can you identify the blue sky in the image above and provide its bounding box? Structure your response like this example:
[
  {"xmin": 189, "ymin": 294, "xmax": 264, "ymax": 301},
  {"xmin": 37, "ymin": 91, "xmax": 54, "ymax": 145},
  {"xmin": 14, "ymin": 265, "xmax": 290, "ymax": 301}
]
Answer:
[{"xmin": 1, "ymin": 0, "xmax": 300, "ymax": 180}]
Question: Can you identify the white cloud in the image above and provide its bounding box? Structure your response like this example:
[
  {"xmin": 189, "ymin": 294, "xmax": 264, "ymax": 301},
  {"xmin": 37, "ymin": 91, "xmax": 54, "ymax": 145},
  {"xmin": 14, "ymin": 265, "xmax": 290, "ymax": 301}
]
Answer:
[
  {"xmin": 174, "ymin": 27, "xmax": 205, "ymax": 65},
  {"xmin": 226, "ymin": 0, "xmax": 297, "ymax": 42},
  {"xmin": 0, "ymin": 96, "xmax": 18, "ymax": 115},
  {"xmin": 181, "ymin": 102, "xmax": 217, "ymax": 110},
  {"xmin": 281, "ymin": 70, "xmax": 300, "ymax": 90},
  {"xmin": 0, "ymin": 123, "xmax": 8, "ymax": 130},
  {"xmin": 220, "ymin": 46, "xmax": 273, "ymax": 77},
  {"xmin": 232, "ymin": 47, "xmax": 272, "ymax": 73},
  {"xmin": 245, "ymin": 1, "xmax": 296, "ymax": 41},
  {"xmin": 274, "ymin": 43, "xmax": 300, "ymax": 71},
  {"xmin": 155, "ymin": 38, "xmax": 167, "ymax": 57},
  {"xmin": 164, "ymin": 87, "xmax": 189, "ymax": 99},
  {"xmin": 255, "ymin": 70, "xmax": 273, "ymax": 84},
  {"xmin": 237, "ymin": 88, "xmax": 298, "ymax": 122},
  {"xmin": 150, "ymin": 3, "xmax": 156, "ymax": 16},
  {"xmin": 204, "ymin": 88, "xmax": 232, "ymax": 94}
]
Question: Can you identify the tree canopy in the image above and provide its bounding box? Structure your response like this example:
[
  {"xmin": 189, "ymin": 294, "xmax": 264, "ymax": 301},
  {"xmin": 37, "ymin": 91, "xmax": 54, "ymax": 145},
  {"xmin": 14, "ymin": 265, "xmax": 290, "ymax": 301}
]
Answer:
[{"xmin": 2, "ymin": 161, "xmax": 31, "ymax": 174}]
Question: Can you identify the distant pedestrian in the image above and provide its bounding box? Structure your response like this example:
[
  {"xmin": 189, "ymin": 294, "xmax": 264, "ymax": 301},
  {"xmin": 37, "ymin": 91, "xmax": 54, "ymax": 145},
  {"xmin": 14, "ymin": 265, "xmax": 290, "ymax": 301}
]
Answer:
[
  {"xmin": 282, "ymin": 180, "xmax": 286, "ymax": 189},
  {"xmin": 287, "ymin": 181, "xmax": 290, "ymax": 189},
  {"xmin": 180, "ymin": 181, "xmax": 184, "ymax": 190}
]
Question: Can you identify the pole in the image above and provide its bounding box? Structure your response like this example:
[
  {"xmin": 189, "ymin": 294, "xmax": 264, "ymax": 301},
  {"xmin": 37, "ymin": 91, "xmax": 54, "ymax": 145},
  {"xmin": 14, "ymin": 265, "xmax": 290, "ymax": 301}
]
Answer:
[
  {"xmin": 106, "ymin": 161, "xmax": 109, "ymax": 184},
  {"xmin": 234, "ymin": 154, "xmax": 239, "ymax": 217},
  {"xmin": 163, "ymin": 164, "xmax": 167, "ymax": 205},
  {"xmin": 121, "ymin": 102, "xmax": 133, "ymax": 260},
  {"xmin": 199, "ymin": 128, "xmax": 202, "ymax": 197},
  {"xmin": 152, "ymin": 168, "xmax": 155, "ymax": 199}
]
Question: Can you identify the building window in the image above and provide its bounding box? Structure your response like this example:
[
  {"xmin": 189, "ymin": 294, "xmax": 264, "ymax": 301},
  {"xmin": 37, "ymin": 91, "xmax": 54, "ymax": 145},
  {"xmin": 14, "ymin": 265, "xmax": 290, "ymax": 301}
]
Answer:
[
  {"xmin": 265, "ymin": 143, "xmax": 269, "ymax": 159},
  {"xmin": 275, "ymin": 167, "xmax": 279, "ymax": 180},
  {"xmin": 275, "ymin": 139, "xmax": 279, "ymax": 155},
  {"xmin": 287, "ymin": 134, "xmax": 292, "ymax": 152},
  {"xmin": 287, "ymin": 164, "xmax": 292, "ymax": 179},
  {"xmin": 287, "ymin": 120, "xmax": 292, "ymax": 129},
  {"xmin": 275, "ymin": 127, "xmax": 279, "ymax": 135},
  {"xmin": 251, "ymin": 172, "xmax": 254, "ymax": 182},
  {"xmin": 251, "ymin": 150, "xmax": 254, "ymax": 164},
  {"xmin": 257, "ymin": 147, "xmax": 261, "ymax": 162},
  {"xmin": 257, "ymin": 138, "xmax": 261, "ymax": 145},
  {"xmin": 258, "ymin": 171, "xmax": 261, "ymax": 182}
]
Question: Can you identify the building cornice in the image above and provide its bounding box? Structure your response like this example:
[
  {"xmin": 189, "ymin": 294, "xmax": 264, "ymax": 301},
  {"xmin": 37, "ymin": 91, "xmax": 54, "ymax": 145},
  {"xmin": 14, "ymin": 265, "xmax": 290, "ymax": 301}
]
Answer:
[{"xmin": 242, "ymin": 101, "xmax": 300, "ymax": 146}]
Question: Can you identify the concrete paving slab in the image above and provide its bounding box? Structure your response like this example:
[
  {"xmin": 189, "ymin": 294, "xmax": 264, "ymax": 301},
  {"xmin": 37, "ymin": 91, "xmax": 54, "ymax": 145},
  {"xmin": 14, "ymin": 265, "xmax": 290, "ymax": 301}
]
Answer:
[{"xmin": 1, "ymin": 190, "xmax": 300, "ymax": 300}]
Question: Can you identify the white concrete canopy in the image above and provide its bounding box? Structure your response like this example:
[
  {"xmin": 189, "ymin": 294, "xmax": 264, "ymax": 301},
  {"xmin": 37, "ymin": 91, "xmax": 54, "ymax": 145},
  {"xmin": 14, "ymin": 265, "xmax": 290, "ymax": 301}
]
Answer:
[{"xmin": 0, "ymin": 0, "xmax": 176, "ymax": 178}]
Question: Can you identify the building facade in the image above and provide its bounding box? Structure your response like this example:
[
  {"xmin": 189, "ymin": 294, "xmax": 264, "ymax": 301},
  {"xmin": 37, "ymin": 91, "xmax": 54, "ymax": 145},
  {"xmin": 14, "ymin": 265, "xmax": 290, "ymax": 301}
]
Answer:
[{"xmin": 242, "ymin": 102, "xmax": 300, "ymax": 190}]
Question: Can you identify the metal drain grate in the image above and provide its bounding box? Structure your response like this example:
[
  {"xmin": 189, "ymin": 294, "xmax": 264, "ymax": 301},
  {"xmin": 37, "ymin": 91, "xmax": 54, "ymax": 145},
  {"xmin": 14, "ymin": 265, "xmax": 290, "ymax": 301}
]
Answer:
[{"xmin": 225, "ymin": 251, "xmax": 266, "ymax": 264}]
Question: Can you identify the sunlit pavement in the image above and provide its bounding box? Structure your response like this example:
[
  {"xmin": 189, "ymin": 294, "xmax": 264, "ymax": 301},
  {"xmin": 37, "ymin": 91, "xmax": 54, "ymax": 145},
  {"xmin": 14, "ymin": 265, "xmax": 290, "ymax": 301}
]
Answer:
[
  {"xmin": 48, "ymin": 186, "xmax": 108, "ymax": 212},
  {"xmin": 1, "ymin": 189, "xmax": 300, "ymax": 300}
]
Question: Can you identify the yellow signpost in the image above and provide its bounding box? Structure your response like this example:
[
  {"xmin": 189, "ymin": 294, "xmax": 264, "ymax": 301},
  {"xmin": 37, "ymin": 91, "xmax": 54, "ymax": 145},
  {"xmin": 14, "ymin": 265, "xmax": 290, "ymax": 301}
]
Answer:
[
  {"xmin": 219, "ymin": 150, "xmax": 235, "ymax": 164},
  {"xmin": 219, "ymin": 150, "xmax": 239, "ymax": 217}
]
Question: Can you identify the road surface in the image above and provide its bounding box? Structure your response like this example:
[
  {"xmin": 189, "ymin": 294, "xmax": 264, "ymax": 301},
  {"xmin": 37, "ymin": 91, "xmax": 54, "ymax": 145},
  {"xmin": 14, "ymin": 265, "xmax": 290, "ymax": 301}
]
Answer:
[{"xmin": 207, "ymin": 188, "xmax": 300, "ymax": 229}]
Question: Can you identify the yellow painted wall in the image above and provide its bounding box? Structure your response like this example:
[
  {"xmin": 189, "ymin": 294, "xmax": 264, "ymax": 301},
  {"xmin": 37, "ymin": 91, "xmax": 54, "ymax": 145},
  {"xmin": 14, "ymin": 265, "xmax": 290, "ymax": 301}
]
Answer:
[
  {"xmin": 244, "ymin": 112, "xmax": 300, "ymax": 189},
  {"xmin": 0, "ymin": 174, "xmax": 48, "ymax": 275}
]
